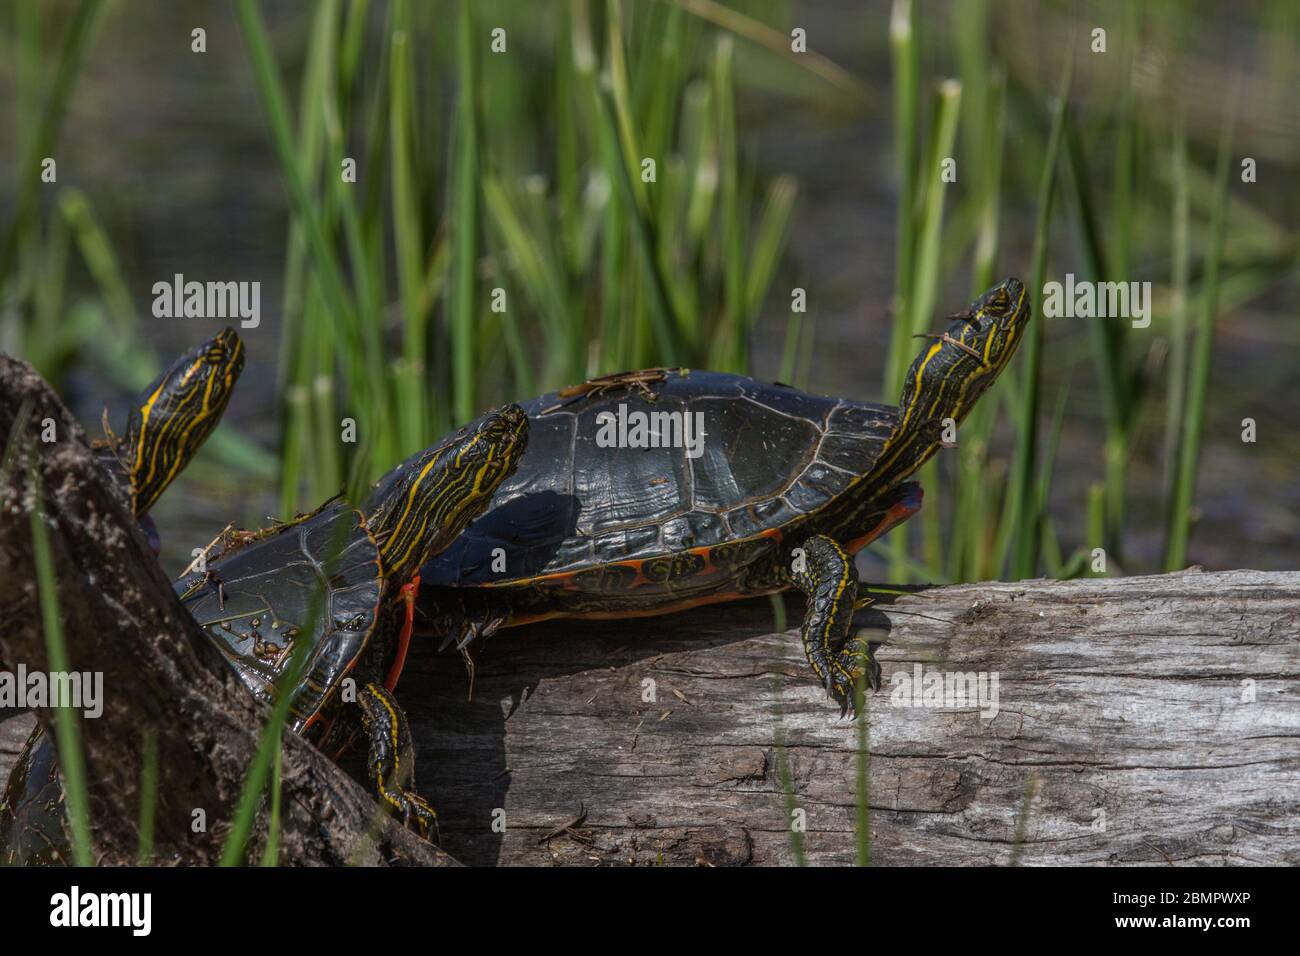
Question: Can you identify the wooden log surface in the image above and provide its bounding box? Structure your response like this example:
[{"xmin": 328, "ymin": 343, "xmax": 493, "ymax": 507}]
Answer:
[
  {"xmin": 0, "ymin": 354, "xmax": 453, "ymax": 866},
  {"xmin": 7, "ymin": 566, "xmax": 1295, "ymax": 866}
]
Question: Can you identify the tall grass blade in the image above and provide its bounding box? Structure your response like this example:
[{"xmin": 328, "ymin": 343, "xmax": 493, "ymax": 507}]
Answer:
[
  {"xmin": 27, "ymin": 454, "xmax": 93, "ymax": 867},
  {"xmin": 0, "ymin": 0, "xmax": 104, "ymax": 281},
  {"xmin": 666, "ymin": 0, "xmax": 869, "ymax": 103},
  {"xmin": 136, "ymin": 731, "xmax": 158, "ymax": 865},
  {"xmin": 911, "ymin": 81, "xmax": 961, "ymax": 574},
  {"xmin": 1003, "ymin": 57, "xmax": 1072, "ymax": 580},
  {"xmin": 771, "ymin": 679, "xmax": 806, "ymax": 867},
  {"xmin": 219, "ymin": 514, "xmax": 348, "ymax": 865},
  {"xmin": 854, "ymin": 673, "xmax": 871, "ymax": 867},
  {"xmin": 1007, "ymin": 773, "xmax": 1039, "ymax": 866},
  {"xmin": 1164, "ymin": 94, "xmax": 1236, "ymax": 570},
  {"xmin": 886, "ymin": 0, "xmax": 919, "ymax": 401},
  {"xmin": 392, "ymin": 0, "xmax": 430, "ymax": 449},
  {"xmin": 449, "ymin": 0, "xmax": 481, "ymax": 425},
  {"xmin": 1163, "ymin": 115, "xmax": 1191, "ymax": 510},
  {"xmin": 259, "ymin": 732, "xmax": 283, "ymax": 867}
]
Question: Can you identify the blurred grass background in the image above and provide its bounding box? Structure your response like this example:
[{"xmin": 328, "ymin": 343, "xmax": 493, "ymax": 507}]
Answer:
[{"xmin": 2, "ymin": 0, "xmax": 1297, "ymax": 582}]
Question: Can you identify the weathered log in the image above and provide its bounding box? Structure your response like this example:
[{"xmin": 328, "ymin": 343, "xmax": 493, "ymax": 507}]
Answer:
[
  {"xmin": 388, "ymin": 568, "xmax": 1300, "ymax": 865},
  {"xmin": 0, "ymin": 354, "xmax": 453, "ymax": 866},
  {"xmin": 4, "ymin": 552, "xmax": 1296, "ymax": 867}
]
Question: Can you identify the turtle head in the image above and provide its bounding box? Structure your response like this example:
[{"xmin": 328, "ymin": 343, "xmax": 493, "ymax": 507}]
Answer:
[
  {"xmin": 367, "ymin": 404, "xmax": 529, "ymax": 585},
  {"xmin": 871, "ymin": 279, "xmax": 1029, "ymax": 489},
  {"xmin": 899, "ymin": 277, "xmax": 1029, "ymax": 428},
  {"xmin": 959, "ymin": 276, "xmax": 1029, "ymax": 386},
  {"xmin": 118, "ymin": 327, "xmax": 245, "ymax": 516}
]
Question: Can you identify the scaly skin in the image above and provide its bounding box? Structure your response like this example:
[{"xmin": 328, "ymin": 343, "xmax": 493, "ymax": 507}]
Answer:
[
  {"xmin": 789, "ymin": 535, "xmax": 876, "ymax": 714},
  {"xmin": 97, "ymin": 326, "xmax": 245, "ymax": 515},
  {"xmin": 358, "ymin": 682, "xmax": 438, "ymax": 841}
]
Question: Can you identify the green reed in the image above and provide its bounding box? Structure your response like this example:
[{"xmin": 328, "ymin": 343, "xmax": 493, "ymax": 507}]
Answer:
[
  {"xmin": 881, "ymin": 1, "xmax": 1291, "ymax": 586},
  {"xmin": 227, "ymin": 0, "xmax": 815, "ymax": 515},
  {"xmin": 219, "ymin": 508, "xmax": 346, "ymax": 866},
  {"xmin": 1164, "ymin": 96, "xmax": 1236, "ymax": 571},
  {"xmin": 136, "ymin": 731, "xmax": 158, "ymax": 865},
  {"xmin": 27, "ymin": 456, "xmax": 93, "ymax": 867},
  {"xmin": 6, "ymin": 0, "xmax": 1290, "ymax": 578}
]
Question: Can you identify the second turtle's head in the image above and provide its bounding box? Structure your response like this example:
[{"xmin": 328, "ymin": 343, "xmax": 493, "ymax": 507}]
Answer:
[
  {"xmin": 368, "ymin": 404, "xmax": 529, "ymax": 585},
  {"xmin": 122, "ymin": 327, "xmax": 245, "ymax": 515},
  {"xmin": 898, "ymin": 277, "xmax": 1029, "ymax": 427}
]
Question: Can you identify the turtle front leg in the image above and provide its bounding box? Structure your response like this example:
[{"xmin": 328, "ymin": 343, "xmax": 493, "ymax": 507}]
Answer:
[
  {"xmin": 357, "ymin": 682, "xmax": 439, "ymax": 841},
  {"xmin": 788, "ymin": 535, "xmax": 880, "ymax": 715}
]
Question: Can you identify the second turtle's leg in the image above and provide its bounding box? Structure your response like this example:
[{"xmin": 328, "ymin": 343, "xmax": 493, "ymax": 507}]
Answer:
[
  {"xmin": 788, "ymin": 535, "xmax": 880, "ymax": 714},
  {"xmin": 357, "ymin": 682, "xmax": 438, "ymax": 841}
]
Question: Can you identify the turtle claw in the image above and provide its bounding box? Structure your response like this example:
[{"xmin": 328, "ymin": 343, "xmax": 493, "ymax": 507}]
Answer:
[
  {"xmin": 864, "ymin": 652, "xmax": 883, "ymax": 693},
  {"xmin": 833, "ymin": 687, "xmax": 866, "ymax": 721},
  {"xmin": 829, "ymin": 679, "xmax": 859, "ymax": 720},
  {"xmin": 834, "ymin": 689, "xmax": 853, "ymax": 720},
  {"xmin": 377, "ymin": 780, "xmax": 440, "ymax": 844},
  {"xmin": 828, "ymin": 644, "xmax": 881, "ymax": 719},
  {"xmin": 398, "ymin": 790, "xmax": 440, "ymax": 844}
]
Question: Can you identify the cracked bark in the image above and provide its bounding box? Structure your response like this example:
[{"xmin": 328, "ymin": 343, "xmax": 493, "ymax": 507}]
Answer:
[
  {"xmin": 378, "ymin": 569, "xmax": 1297, "ymax": 865},
  {"xmin": 0, "ymin": 355, "xmax": 453, "ymax": 866},
  {"xmin": 2, "ymin": 354, "xmax": 1297, "ymax": 865}
]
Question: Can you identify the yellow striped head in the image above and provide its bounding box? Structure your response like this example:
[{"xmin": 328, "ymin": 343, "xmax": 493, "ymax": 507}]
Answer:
[
  {"xmin": 872, "ymin": 279, "xmax": 1029, "ymax": 490},
  {"xmin": 367, "ymin": 404, "xmax": 529, "ymax": 586},
  {"xmin": 123, "ymin": 327, "xmax": 244, "ymax": 515},
  {"xmin": 898, "ymin": 277, "xmax": 1029, "ymax": 430}
]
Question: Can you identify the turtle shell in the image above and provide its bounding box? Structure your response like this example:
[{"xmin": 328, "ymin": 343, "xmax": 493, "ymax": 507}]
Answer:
[
  {"xmin": 175, "ymin": 503, "xmax": 384, "ymax": 731},
  {"xmin": 422, "ymin": 369, "xmax": 898, "ymax": 587}
]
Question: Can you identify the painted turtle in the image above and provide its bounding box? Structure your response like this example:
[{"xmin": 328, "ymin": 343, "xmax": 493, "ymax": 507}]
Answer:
[
  {"xmin": 1, "ymin": 328, "xmax": 245, "ymax": 865},
  {"xmin": 172, "ymin": 402, "xmax": 528, "ymax": 839},
  {"xmin": 416, "ymin": 278, "xmax": 1029, "ymax": 710}
]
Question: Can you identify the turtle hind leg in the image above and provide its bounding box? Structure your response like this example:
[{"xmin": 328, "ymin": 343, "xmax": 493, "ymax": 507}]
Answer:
[
  {"xmin": 788, "ymin": 535, "xmax": 880, "ymax": 716},
  {"xmin": 415, "ymin": 586, "xmax": 507, "ymax": 652},
  {"xmin": 357, "ymin": 682, "xmax": 438, "ymax": 842}
]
